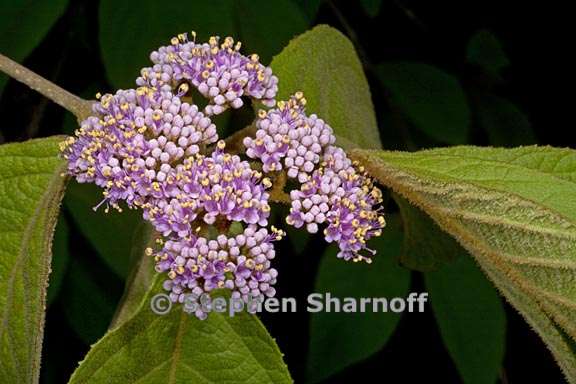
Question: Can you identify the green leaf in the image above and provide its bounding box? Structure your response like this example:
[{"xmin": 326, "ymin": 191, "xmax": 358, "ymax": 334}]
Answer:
[
  {"xmin": 99, "ymin": 0, "xmax": 307, "ymax": 88},
  {"xmin": 291, "ymin": 0, "xmax": 322, "ymax": 22},
  {"xmin": 0, "ymin": 0, "xmax": 69, "ymax": 94},
  {"xmin": 307, "ymin": 217, "xmax": 411, "ymax": 382},
  {"xmin": 467, "ymin": 30, "xmax": 510, "ymax": 76},
  {"xmin": 395, "ymin": 194, "xmax": 460, "ymax": 271},
  {"xmin": 476, "ymin": 94, "xmax": 536, "ymax": 147},
  {"xmin": 0, "ymin": 136, "xmax": 67, "ymax": 383},
  {"xmin": 351, "ymin": 145, "xmax": 576, "ymax": 382},
  {"xmin": 480, "ymin": 253, "xmax": 576, "ymax": 378},
  {"xmin": 425, "ymin": 255, "xmax": 506, "ymax": 384},
  {"xmin": 65, "ymin": 182, "xmax": 143, "ymax": 278},
  {"xmin": 271, "ymin": 25, "xmax": 381, "ymax": 150},
  {"xmin": 376, "ymin": 62, "xmax": 470, "ymax": 144},
  {"xmin": 46, "ymin": 213, "xmax": 70, "ymax": 305},
  {"xmin": 69, "ymin": 278, "xmax": 292, "ymax": 383},
  {"xmin": 360, "ymin": 0, "xmax": 382, "ymax": 17}
]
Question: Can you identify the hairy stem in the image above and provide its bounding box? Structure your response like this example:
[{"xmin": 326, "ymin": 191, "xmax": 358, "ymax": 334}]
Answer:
[
  {"xmin": 223, "ymin": 122, "xmax": 257, "ymax": 153},
  {"xmin": 268, "ymin": 171, "xmax": 291, "ymax": 204},
  {"xmin": 0, "ymin": 52, "xmax": 93, "ymax": 121}
]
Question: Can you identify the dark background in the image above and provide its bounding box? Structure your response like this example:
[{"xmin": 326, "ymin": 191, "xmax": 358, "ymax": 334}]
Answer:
[{"xmin": 0, "ymin": 0, "xmax": 571, "ymax": 383}]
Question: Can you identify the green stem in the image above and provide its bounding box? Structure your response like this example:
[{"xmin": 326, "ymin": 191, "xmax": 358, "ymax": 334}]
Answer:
[{"xmin": 0, "ymin": 52, "xmax": 93, "ymax": 121}]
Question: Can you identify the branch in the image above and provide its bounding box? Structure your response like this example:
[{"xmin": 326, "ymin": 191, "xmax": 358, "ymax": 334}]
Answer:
[{"xmin": 0, "ymin": 52, "xmax": 93, "ymax": 121}]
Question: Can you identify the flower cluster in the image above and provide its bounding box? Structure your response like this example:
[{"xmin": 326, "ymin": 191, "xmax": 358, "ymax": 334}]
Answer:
[
  {"xmin": 287, "ymin": 146, "xmax": 385, "ymax": 262},
  {"xmin": 245, "ymin": 97, "xmax": 385, "ymax": 262},
  {"xmin": 141, "ymin": 143, "xmax": 271, "ymax": 238},
  {"xmin": 136, "ymin": 33, "xmax": 278, "ymax": 116},
  {"xmin": 151, "ymin": 225, "xmax": 282, "ymax": 319},
  {"xmin": 61, "ymin": 33, "xmax": 385, "ymax": 318},
  {"xmin": 60, "ymin": 87, "xmax": 217, "ymax": 209},
  {"xmin": 244, "ymin": 93, "xmax": 336, "ymax": 182}
]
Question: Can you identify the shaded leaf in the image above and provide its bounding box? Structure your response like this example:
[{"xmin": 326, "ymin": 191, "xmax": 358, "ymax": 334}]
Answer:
[
  {"xmin": 467, "ymin": 30, "xmax": 510, "ymax": 76},
  {"xmin": 291, "ymin": 0, "xmax": 323, "ymax": 21},
  {"xmin": 271, "ymin": 25, "xmax": 381, "ymax": 149},
  {"xmin": 395, "ymin": 193, "xmax": 460, "ymax": 271},
  {"xmin": 425, "ymin": 255, "xmax": 506, "ymax": 384},
  {"xmin": 99, "ymin": 0, "xmax": 306, "ymax": 88},
  {"xmin": 61, "ymin": 258, "xmax": 117, "ymax": 345},
  {"xmin": 351, "ymin": 145, "xmax": 576, "ymax": 381},
  {"xmin": 377, "ymin": 62, "xmax": 470, "ymax": 144},
  {"xmin": 65, "ymin": 182, "xmax": 143, "ymax": 278},
  {"xmin": 360, "ymin": 0, "xmax": 382, "ymax": 17},
  {"xmin": 0, "ymin": 0, "xmax": 69, "ymax": 94},
  {"xmin": 307, "ymin": 217, "xmax": 411, "ymax": 382},
  {"xmin": 69, "ymin": 277, "xmax": 292, "ymax": 383},
  {"xmin": 286, "ymin": 225, "xmax": 312, "ymax": 255},
  {"xmin": 99, "ymin": 0, "xmax": 232, "ymax": 88},
  {"xmin": 0, "ymin": 136, "xmax": 67, "ymax": 382},
  {"xmin": 476, "ymin": 94, "xmax": 536, "ymax": 147},
  {"xmin": 234, "ymin": 0, "xmax": 308, "ymax": 63}
]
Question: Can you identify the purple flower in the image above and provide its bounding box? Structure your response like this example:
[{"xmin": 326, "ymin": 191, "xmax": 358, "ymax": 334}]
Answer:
[
  {"xmin": 150, "ymin": 225, "xmax": 284, "ymax": 319},
  {"xmin": 142, "ymin": 141, "xmax": 271, "ymax": 238},
  {"xmin": 286, "ymin": 146, "xmax": 385, "ymax": 262},
  {"xmin": 244, "ymin": 93, "xmax": 335, "ymax": 182},
  {"xmin": 136, "ymin": 34, "xmax": 278, "ymax": 116},
  {"xmin": 61, "ymin": 87, "xmax": 218, "ymax": 209}
]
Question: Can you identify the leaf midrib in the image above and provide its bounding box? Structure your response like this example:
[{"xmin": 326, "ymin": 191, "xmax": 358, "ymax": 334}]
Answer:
[{"xmin": 168, "ymin": 311, "xmax": 187, "ymax": 383}]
